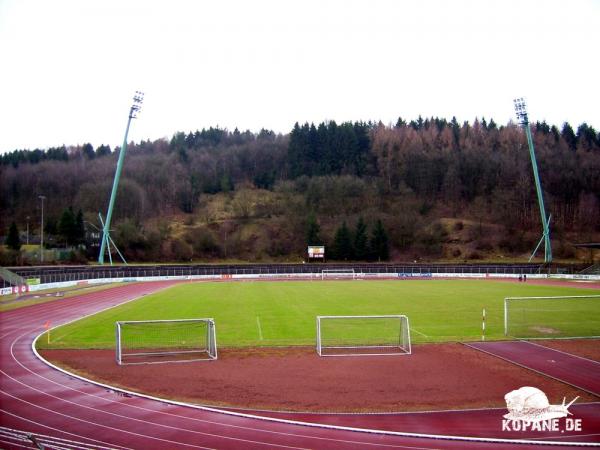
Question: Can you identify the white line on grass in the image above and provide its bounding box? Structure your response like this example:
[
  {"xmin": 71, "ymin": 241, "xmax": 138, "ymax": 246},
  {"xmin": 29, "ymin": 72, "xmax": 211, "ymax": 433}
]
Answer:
[
  {"xmin": 256, "ymin": 316, "xmax": 263, "ymax": 340},
  {"xmin": 411, "ymin": 328, "xmax": 429, "ymax": 338}
]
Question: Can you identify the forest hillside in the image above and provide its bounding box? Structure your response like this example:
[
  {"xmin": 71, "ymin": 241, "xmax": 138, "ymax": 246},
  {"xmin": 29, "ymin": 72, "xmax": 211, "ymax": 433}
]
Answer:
[{"xmin": 1, "ymin": 117, "xmax": 599, "ymax": 264}]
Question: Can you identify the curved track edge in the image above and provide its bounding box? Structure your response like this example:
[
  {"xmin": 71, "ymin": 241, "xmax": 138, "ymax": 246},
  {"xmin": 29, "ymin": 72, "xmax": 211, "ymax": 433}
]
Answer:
[{"xmin": 32, "ymin": 327, "xmax": 598, "ymax": 447}]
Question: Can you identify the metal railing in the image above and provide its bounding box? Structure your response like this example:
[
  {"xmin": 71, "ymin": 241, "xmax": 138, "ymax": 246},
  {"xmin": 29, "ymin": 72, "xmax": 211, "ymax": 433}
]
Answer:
[
  {"xmin": 580, "ymin": 263, "xmax": 600, "ymax": 275},
  {"xmin": 0, "ymin": 425, "xmax": 114, "ymax": 449},
  {"xmin": 0, "ymin": 267, "xmax": 26, "ymax": 287},
  {"xmin": 1, "ymin": 262, "xmax": 574, "ymax": 288}
]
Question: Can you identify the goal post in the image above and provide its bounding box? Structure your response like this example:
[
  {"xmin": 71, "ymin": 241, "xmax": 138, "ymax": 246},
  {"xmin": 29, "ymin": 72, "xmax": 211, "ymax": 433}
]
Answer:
[
  {"xmin": 504, "ymin": 295, "xmax": 600, "ymax": 339},
  {"xmin": 316, "ymin": 315, "xmax": 411, "ymax": 356},
  {"xmin": 116, "ymin": 318, "xmax": 217, "ymax": 365},
  {"xmin": 321, "ymin": 268, "xmax": 356, "ymax": 280}
]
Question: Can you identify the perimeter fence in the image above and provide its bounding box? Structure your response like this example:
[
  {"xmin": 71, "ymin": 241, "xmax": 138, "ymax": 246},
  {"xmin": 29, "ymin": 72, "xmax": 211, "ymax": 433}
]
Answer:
[{"xmin": 0, "ymin": 262, "xmax": 581, "ymax": 289}]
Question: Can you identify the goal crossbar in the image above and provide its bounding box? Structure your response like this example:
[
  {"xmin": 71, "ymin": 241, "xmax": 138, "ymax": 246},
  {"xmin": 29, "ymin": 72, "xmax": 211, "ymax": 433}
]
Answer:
[
  {"xmin": 504, "ymin": 295, "xmax": 600, "ymax": 339},
  {"xmin": 316, "ymin": 314, "xmax": 411, "ymax": 356},
  {"xmin": 116, "ymin": 318, "xmax": 217, "ymax": 365},
  {"xmin": 321, "ymin": 269, "xmax": 356, "ymax": 280}
]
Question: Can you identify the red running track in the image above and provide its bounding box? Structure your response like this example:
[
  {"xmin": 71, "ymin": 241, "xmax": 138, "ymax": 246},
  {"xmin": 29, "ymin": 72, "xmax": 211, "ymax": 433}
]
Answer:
[
  {"xmin": 1, "ymin": 281, "xmax": 599, "ymax": 449},
  {"xmin": 466, "ymin": 341, "xmax": 600, "ymax": 396}
]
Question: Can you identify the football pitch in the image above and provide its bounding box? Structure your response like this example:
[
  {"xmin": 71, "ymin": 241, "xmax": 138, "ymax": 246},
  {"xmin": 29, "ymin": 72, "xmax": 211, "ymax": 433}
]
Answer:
[{"xmin": 36, "ymin": 279, "xmax": 600, "ymax": 350}]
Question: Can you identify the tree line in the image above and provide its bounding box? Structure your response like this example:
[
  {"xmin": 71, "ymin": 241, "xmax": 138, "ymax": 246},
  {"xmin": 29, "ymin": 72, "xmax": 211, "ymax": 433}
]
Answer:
[
  {"xmin": 1, "ymin": 116, "xmax": 598, "ymax": 264},
  {"xmin": 5, "ymin": 206, "xmax": 86, "ymax": 250},
  {"xmin": 306, "ymin": 215, "xmax": 389, "ymax": 261}
]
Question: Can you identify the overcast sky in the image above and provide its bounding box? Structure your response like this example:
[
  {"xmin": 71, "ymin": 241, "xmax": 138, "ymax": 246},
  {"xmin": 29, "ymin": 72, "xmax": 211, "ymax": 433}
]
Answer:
[{"xmin": 0, "ymin": 0, "xmax": 598, "ymax": 153}]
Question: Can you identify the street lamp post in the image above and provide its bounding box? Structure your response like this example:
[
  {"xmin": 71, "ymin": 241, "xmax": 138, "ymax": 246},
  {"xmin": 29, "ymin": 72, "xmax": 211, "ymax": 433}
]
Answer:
[
  {"xmin": 38, "ymin": 195, "xmax": 46, "ymax": 263},
  {"xmin": 26, "ymin": 216, "xmax": 30, "ymax": 245}
]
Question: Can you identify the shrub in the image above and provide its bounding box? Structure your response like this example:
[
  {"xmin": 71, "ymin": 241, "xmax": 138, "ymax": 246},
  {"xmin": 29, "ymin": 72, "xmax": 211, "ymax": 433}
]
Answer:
[
  {"xmin": 184, "ymin": 227, "xmax": 220, "ymax": 258},
  {"xmin": 475, "ymin": 239, "xmax": 493, "ymax": 251},
  {"xmin": 469, "ymin": 251, "xmax": 482, "ymax": 260},
  {"xmin": 554, "ymin": 242, "xmax": 576, "ymax": 259},
  {"xmin": 170, "ymin": 238, "xmax": 193, "ymax": 261}
]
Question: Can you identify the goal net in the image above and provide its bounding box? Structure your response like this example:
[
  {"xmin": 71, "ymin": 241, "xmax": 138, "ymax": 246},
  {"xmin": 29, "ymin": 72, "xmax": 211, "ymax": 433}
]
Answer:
[
  {"xmin": 321, "ymin": 269, "xmax": 356, "ymax": 280},
  {"xmin": 316, "ymin": 315, "xmax": 411, "ymax": 356},
  {"xmin": 504, "ymin": 295, "xmax": 600, "ymax": 339},
  {"xmin": 116, "ymin": 319, "xmax": 217, "ymax": 365}
]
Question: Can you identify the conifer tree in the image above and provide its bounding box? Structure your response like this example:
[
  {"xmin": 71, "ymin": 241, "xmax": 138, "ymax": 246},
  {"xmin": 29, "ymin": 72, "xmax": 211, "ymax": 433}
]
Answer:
[
  {"xmin": 353, "ymin": 217, "xmax": 368, "ymax": 260},
  {"xmin": 75, "ymin": 209, "xmax": 86, "ymax": 245},
  {"xmin": 58, "ymin": 207, "xmax": 77, "ymax": 246},
  {"xmin": 332, "ymin": 222, "xmax": 353, "ymax": 260},
  {"xmin": 6, "ymin": 222, "xmax": 21, "ymax": 251},
  {"xmin": 371, "ymin": 219, "xmax": 389, "ymax": 261},
  {"xmin": 306, "ymin": 213, "xmax": 322, "ymax": 246}
]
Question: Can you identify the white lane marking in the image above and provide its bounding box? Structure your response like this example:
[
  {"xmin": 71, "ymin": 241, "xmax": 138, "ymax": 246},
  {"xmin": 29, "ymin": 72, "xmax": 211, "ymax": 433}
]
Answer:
[
  {"xmin": 0, "ymin": 421, "xmax": 130, "ymax": 450},
  {"xmin": 0, "ymin": 391, "xmax": 213, "ymax": 449},
  {"xmin": 411, "ymin": 328, "xmax": 429, "ymax": 338},
  {"xmin": 3, "ymin": 350, "xmax": 306, "ymax": 450},
  {"xmin": 11, "ymin": 322, "xmax": 427, "ymax": 449},
  {"xmin": 8, "ymin": 283, "xmax": 591, "ymax": 449},
  {"xmin": 257, "ymin": 316, "xmax": 264, "ymax": 340},
  {"xmin": 523, "ymin": 339, "xmax": 600, "ymax": 365}
]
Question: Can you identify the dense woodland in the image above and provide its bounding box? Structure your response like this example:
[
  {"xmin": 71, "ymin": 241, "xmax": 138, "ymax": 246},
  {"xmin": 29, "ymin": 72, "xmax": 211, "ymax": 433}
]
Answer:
[{"xmin": 1, "ymin": 116, "xmax": 599, "ymax": 265}]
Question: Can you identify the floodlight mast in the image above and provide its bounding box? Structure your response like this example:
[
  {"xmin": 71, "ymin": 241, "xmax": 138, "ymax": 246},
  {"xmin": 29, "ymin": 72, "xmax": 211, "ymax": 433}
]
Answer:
[
  {"xmin": 513, "ymin": 97, "xmax": 552, "ymax": 263},
  {"xmin": 98, "ymin": 91, "xmax": 144, "ymax": 264}
]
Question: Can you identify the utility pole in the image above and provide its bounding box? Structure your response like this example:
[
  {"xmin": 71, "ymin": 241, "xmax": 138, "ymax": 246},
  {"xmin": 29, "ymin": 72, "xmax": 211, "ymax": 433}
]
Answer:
[
  {"xmin": 513, "ymin": 98, "xmax": 552, "ymax": 263},
  {"xmin": 38, "ymin": 195, "xmax": 46, "ymax": 263},
  {"xmin": 98, "ymin": 91, "xmax": 144, "ymax": 264}
]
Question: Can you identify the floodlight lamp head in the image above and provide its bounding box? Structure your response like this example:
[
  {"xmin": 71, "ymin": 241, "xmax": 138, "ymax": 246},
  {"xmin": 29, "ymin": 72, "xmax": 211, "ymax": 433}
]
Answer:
[
  {"xmin": 513, "ymin": 97, "xmax": 528, "ymax": 125},
  {"xmin": 129, "ymin": 91, "xmax": 144, "ymax": 119},
  {"xmin": 133, "ymin": 91, "xmax": 144, "ymax": 104}
]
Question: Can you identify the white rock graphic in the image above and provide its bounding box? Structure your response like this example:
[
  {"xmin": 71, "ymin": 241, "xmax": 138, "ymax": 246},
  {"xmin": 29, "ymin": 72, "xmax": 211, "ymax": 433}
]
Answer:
[{"xmin": 504, "ymin": 386, "xmax": 578, "ymax": 423}]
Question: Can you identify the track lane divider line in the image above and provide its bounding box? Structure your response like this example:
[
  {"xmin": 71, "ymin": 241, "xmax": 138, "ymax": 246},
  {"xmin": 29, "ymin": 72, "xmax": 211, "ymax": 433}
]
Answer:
[{"xmin": 29, "ymin": 331, "xmax": 597, "ymax": 447}]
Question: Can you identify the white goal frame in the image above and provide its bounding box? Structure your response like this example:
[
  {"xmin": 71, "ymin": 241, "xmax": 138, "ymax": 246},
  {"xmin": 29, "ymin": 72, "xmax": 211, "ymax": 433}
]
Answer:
[
  {"xmin": 504, "ymin": 295, "xmax": 600, "ymax": 338},
  {"xmin": 316, "ymin": 315, "xmax": 411, "ymax": 356},
  {"xmin": 321, "ymin": 268, "xmax": 356, "ymax": 280},
  {"xmin": 116, "ymin": 318, "xmax": 217, "ymax": 365}
]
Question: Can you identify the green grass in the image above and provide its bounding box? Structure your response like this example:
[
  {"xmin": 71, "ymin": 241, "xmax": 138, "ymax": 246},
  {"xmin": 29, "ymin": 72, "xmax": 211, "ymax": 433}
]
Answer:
[
  {"xmin": 36, "ymin": 280, "xmax": 600, "ymax": 350},
  {"xmin": 506, "ymin": 295, "xmax": 600, "ymax": 338}
]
